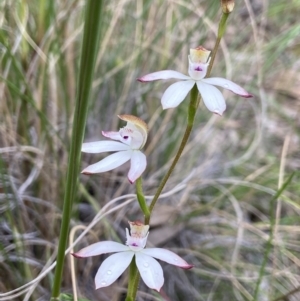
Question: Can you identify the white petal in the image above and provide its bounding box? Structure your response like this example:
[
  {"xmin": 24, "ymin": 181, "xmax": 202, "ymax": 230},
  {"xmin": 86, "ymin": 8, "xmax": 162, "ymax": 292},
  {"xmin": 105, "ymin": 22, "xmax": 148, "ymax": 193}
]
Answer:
[
  {"xmin": 95, "ymin": 251, "xmax": 134, "ymax": 289},
  {"xmin": 161, "ymin": 80, "xmax": 195, "ymax": 109},
  {"xmin": 196, "ymin": 81, "xmax": 226, "ymax": 115},
  {"xmin": 102, "ymin": 131, "xmax": 123, "ymax": 141},
  {"xmin": 82, "ymin": 141, "xmax": 130, "ymax": 153},
  {"xmin": 141, "ymin": 248, "xmax": 193, "ymax": 269},
  {"xmin": 72, "ymin": 241, "xmax": 130, "ymax": 258},
  {"xmin": 202, "ymin": 77, "xmax": 253, "ymax": 98},
  {"xmin": 135, "ymin": 252, "xmax": 164, "ymax": 291},
  {"xmin": 81, "ymin": 150, "xmax": 132, "ymax": 174},
  {"xmin": 128, "ymin": 151, "xmax": 147, "ymax": 183},
  {"xmin": 138, "ymin": 70, "xmax": 190, "ymax": 82}
]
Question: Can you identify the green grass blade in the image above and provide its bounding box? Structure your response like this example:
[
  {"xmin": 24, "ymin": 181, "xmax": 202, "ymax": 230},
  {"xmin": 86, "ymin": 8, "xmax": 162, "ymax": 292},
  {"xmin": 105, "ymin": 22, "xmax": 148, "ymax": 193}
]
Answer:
[
  {"xmin": 51, "ymin": 1, "xmax": 103, "ymax": 298},
  {"xmin": 253, "ymin": 172, "xmax": 295, "ymax": 301}
]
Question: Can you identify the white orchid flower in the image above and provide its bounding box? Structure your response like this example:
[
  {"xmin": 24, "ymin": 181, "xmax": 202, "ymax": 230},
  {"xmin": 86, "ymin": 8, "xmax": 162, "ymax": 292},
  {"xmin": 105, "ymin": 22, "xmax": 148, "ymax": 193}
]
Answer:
[
  {"xmin": 81, "ymin": 115, "xmax": 148, "ymax": 183},
  {"xmin": 72, "ymin": 221, "xmax": 193, "ymax": 291},
  {"xmin": 138, "ymin": 46, "xmax": 252, "ymax": 115}
]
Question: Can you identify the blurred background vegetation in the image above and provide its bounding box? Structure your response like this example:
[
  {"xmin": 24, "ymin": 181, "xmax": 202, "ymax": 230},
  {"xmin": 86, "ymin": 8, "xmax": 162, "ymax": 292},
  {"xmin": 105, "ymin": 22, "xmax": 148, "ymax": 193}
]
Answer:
[{"xmin": 0, "ymin": 0, "xmax": 299, "ymax": 300}]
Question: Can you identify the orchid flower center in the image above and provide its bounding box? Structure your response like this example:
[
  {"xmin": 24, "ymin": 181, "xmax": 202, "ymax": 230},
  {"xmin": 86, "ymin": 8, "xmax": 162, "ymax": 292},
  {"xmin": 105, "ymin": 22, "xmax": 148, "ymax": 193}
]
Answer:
[
  {"xmin": 187, "ymin": 46, "xmax": 211, "ymax": 81},
  {"xmin": 119, "ymin": 123, "xmax": 144, "ymax": 150},
  {"xmin": 188, "ymin": 58, "xmax": 209, "ymax": 80},
  {"xmin": 125, "ymin": 221, "xmax": 149, "ymax": 251}
]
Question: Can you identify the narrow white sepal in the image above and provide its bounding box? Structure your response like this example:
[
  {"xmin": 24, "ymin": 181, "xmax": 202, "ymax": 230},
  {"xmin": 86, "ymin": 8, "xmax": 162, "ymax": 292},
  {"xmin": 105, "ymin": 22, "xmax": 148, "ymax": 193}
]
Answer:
[
  {"xmin": 82, "ymin": 141, "xmax": 130, "ymax": 153},
  {"xmin": 202, "ymin": 77, "xmax": 253, "ymax": 98},
  {"xmin": 73, "ymin": 241, "xmax": 130, "ymax": 258},
  {"xmin": 82, "ymin": 150, "xmax": 132, "ymax": 174},
  {"xmin": 141, "ymin": 248, "xmax": 193, "ymax": 269},
  {"xmin": 138, "ymin": 70, "xmax": 190, "ymax": 82}
]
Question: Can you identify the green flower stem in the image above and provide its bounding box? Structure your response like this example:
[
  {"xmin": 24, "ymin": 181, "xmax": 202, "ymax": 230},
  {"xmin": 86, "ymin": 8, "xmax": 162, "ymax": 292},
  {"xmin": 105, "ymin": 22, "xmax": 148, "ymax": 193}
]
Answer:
[
  {"xmin": 207, "ymin": 13, "xmax": 229, "ymax": 76},
  {"xmin": 145, "ymin": 84, "xmax": 199, "ymax": 225},
  {"xmin": 125, "ymin": 259, "xmax": 140, "ymax": 301},
  {"xmin": 51, "ymin": 1, "xmax": 103, "ymax": 299},
  {"xmin": 136, "ymin": 177, "xmax": 150, "ymax": 220},
  {"xmin": 218, "ymin": 12, "xmax": 230, "ymax": 38}
]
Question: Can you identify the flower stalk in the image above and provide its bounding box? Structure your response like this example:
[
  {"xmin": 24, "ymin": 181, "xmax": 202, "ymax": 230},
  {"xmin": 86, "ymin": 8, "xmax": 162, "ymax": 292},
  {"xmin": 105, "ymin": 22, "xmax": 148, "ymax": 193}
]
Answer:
[
  {"xmin": 207, "ymin": 11, "xmax": 230, "ymax": 76},
  {"xmin": 145, "ymin": 84, "xmax": 199, "ymax": 224}
]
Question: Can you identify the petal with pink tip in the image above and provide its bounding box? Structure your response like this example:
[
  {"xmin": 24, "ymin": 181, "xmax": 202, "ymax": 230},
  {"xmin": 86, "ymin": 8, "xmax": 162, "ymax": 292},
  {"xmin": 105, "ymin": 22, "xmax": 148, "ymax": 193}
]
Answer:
[
  {"xmin": 81, "ymin": 150, "xmax": 132, "ymax": 174},
  {"xmin": 95, "ymin": 251, "xmax": 134, "ymax": 289},
  {"xmin": 102, "ymin": 131, "xmax": 123, "ymax": 141},
  {"xmin": 196, "ymin": 81, "xmax": 226, "ymax": 115},
  {"xmin": 128, "ymin": 151, "xmax": 147, "ymax": 183},
  {"xmin": 202, "ymin": 77, "xmax": 253, "ymax": 98},
  {"xmin": 72, "ymin": 241, "xmax": 129, "ymax": 258},
  {"xmin": 141, "ymin": 248, "xmax": 193, "ymax": 269},
  {"xmin": 82, "ymin": 141, "xmax": 130, "ymax": 153},
  {"xmin": 138, "ymin": 70, "xmax": 190, "ymax": 82},
  {"xmin": 161, "ymin": 80, "xmax": 195, "ymax": 109},
  {"xmin": 135, "ymin": 252, "xmax": 164, "ymax": 291}
]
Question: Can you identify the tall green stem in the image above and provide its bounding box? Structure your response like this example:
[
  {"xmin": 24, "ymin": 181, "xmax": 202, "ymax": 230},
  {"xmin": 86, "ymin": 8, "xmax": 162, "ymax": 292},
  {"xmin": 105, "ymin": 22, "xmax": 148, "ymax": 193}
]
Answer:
[
  {"xmin": 51, "ymin": 1, "xmax": 103, "ymax": 298},
  {"xmin": 145, "ymin": 85, "xmax": 199, "ymax": 225}
]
